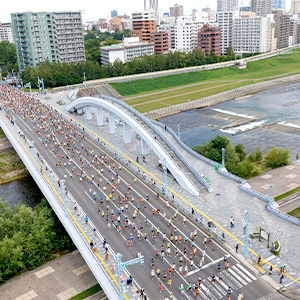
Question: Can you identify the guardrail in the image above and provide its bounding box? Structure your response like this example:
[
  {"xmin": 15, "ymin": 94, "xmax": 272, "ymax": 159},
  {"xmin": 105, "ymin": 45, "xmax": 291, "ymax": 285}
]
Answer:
[
  {"xmin": 217, "ymin": 167, "xmax": 247, "ymax": 184},
  {"xmin": 0, "ymin": 110, "xmax": 121, "ymax": 300},
  {"xmin": 96, "ymin": 95, "xmax": 212, "ymax": 193},
  {"xmin": 239, "ymin": 183, "xmax": 271, "ymax": 203},
  {"xmin": 266, "ymin": 205, "xmax": 300, "ymax": 226}
]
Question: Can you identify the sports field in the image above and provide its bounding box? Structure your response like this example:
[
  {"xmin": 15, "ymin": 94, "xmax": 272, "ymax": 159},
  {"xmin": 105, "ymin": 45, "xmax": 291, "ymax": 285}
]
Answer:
[{"xmin": 111, "ymin": 48, "xmax": 300, "ymax": 113}]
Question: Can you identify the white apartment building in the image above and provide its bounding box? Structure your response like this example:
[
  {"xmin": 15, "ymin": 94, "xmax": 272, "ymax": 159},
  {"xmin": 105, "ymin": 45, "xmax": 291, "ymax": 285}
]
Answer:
[
  {"xmin": 158, "ymin": 24, "xmax": 176, "ymax": 49},
  {"xmin": 218, "ymin": 11, "xmax": 239, "ymax": 54},
  {"xmin": 173, "ymin": 15, "xmax": 218, "ymax": 52},
  {"xmin": 0, "ymin": 23, "xmax": 13, "ymax": 43},
  {"xmin": 289, "ymin": 16, "xmax": 299, "ymax": 46},
  {"xmin": 233, "ymin": 16, "xmax": 271, "ymax": 54},
  {"xmin": 100, "ymin": 37, "xmax": 154, "ymax": 66}
]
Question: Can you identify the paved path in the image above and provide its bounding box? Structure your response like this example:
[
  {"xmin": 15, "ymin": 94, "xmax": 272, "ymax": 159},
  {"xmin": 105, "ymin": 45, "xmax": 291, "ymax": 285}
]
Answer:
[
  {"xmin": 247, "ymin": 161, "xmax": 300, "ymax": 213},
  {"xmin": 0, "ymin": 250, "xmax": 98, "ymax": 300}
]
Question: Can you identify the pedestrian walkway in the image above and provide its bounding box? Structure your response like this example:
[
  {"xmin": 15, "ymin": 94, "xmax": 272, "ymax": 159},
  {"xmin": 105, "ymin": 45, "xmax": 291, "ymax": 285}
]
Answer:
[
  {"xmin": 247, "ymin": 161, "xmax": 300, "ymax": 199},
  {"xmin": 40, "ymin": 91, "xmax": 300, "ymax": 290},
  {"xmin": 0, "ymin": 250, "xmax": 98, "ymax": 300}
]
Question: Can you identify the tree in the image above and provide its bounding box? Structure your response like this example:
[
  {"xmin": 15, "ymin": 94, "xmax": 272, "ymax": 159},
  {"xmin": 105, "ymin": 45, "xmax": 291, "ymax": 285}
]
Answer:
[
  {"xmin": 85, "ymin": 39, "xmax": 101, "ymax": 64},
  {"xmin": 264, "ymin": 146, "xmax": 290, "ymax": 169},
  {"xmin": 225, "ymin": 143, "xmax": 239, "ymax": 174},
  {"xmin": 235, "ymin": 143, "xmax": 246, "ymax": 161},
  {"xmin": 210, "ymin": 135, "xmax": 230, "ymax": 152},
  {"xmin": 248, "ymin": 146, "xmax": 263, "ymax": 163},
  {"xmin": 235, "ymin": 158, "xmax": 258, "ymax": 178}
]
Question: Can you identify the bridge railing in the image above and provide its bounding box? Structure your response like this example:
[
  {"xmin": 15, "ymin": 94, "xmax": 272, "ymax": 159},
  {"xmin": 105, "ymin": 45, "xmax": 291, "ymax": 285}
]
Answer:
[
  {"xmin": 239, "ymin": 183, "xmax": 271, "ymax": 203},
  {"xmin": 0, "ymin": 110, "xmax": 121, "ymax": 299},
  {"xmin": 96, "ymin": 95, "xmax": 211, "ymax": 193},
  {"xmin": 266, "ymin": 205, "xmax": 300, "ymax": 226}
]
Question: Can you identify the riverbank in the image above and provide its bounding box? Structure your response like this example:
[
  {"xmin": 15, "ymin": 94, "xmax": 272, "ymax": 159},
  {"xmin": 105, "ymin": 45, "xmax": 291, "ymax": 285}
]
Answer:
[
  {"xmin": 0, "ymin": 134, "xmax": 29, "ymax": 184},
  {"xmin": 0, "ymin": 150, "xmax": 28, "ymax": 184}
]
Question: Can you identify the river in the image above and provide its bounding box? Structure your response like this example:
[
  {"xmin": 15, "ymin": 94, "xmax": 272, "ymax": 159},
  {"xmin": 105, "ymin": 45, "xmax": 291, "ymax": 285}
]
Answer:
[
  {"xmin": 0, "ymin": 173, "xmax": 44, "ymax": 208},
  {"xmin": 161, "ymin": 82, "xmax": 300, "ymax": 159}
]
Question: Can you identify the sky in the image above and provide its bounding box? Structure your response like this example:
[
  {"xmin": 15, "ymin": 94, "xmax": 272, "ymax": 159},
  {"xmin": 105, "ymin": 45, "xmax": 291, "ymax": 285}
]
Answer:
[{"xmin": 1, "ymin": 0, "xmax": 291, "ymax": 23}]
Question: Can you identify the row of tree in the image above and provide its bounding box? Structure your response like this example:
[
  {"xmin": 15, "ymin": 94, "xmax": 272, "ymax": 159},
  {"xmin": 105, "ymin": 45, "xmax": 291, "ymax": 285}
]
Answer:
[
  {"xmin": 193, "ymin": 135, "xmax": 290, "ymax": 179},
  {"xmin": 0, "ymin": 199, "xmax": 74, "ymax": 282},
  {"xmin": 20, "ymin": 47, "xmax": 244, "ymax": 89}
]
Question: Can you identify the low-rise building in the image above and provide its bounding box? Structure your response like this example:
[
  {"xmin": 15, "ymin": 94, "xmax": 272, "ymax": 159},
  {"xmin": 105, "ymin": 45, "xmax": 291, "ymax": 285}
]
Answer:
[
  {"xmin": 197, "ymin": 24, "xmax": 221, "ymax": 56},
  {"xmin": 100, "ymin": 37, "xmax": 154, "ymax": 65}
]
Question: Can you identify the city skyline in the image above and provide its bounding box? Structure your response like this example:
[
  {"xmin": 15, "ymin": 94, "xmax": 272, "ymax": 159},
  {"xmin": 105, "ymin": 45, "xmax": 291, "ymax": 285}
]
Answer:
[{"xmin": 0, "ymin": 0, "xmax": 258, "ymax": 23}]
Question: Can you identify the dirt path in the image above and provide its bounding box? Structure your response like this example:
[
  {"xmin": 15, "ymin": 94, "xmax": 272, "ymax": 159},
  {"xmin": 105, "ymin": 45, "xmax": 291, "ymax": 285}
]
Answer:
[{"xmin": 131, "ymin": 80, "xmax": 245, "ymax": 107}]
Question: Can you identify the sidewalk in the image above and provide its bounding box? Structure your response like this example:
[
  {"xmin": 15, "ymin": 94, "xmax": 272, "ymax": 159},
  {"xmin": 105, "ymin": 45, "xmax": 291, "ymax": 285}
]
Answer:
[
  {"xmin": 0, "ymin": 250, "xmax": 98, "ymax": 300},
  {"xmin": 40, "ymin": 91, "xmax": 300, "ymax": 288}
]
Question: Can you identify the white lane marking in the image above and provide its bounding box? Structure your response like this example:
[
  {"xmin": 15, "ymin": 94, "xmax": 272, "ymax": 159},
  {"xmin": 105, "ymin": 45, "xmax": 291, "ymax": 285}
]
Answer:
[
  {"xmin": 228, "ymin": 268, "xmax": 248, "ymax": 285},
  {"xmin": 186, "ymin": 255, "xmax": 230, "ymax": 277},
  {"xmin": 215, "ymin": 275, "xmax": 230, "ymax": 291},
  {"xmin": 203, "ymin": 279, "xmax": 222, "ymax": 299},
  {"xmin": 285, "ymin": 277, "xmax": 300, "ymax": 287},
  {"xmin": 232, "ymin": 265, "xmax": 252, "ymax": 283},
  {"xmin": 263, "ymin": 255, "xmax": 276, "ymax": 263},
  {"xmin": 279, "ymin": 196, "xmax": 300, "ymax": 207},
  {"xmin": 207, "ymin": 277, "xmax": 227, "ymax": 297},
  {"xmin": 15, "ymin": 114, "xmax": 33, "ymax": 131},
  {"xmin": 236, "ymin": 264, "xmax": 257, "ymax": 281},
  {"xmin": 223, "ymin": 271, "xmax": 242, "ymax": 289}
]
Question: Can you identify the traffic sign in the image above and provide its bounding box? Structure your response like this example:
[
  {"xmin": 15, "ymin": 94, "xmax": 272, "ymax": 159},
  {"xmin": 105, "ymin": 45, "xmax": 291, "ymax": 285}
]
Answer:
[
  {"xmin": 122, "ymin": 263, "xmax": 127, "ymax": 268},
  {"xmin": 119, "ymin": 274, "xmax": 125, "ymax": 285}
]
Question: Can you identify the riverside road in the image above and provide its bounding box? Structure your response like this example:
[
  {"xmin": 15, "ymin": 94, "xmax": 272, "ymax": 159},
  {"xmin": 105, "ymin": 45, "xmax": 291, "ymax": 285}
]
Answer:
[{"xmin": 2, "ymin": 88, "xmax": 273, "ymax": 300}]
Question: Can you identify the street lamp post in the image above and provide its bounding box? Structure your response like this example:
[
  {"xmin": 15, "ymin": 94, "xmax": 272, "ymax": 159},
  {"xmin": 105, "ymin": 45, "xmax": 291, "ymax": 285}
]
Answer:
[
  {"xmin": 222, "ymin": 148, "xmax": 225, "ymax": 167},
  {"xmin": 61, "ymin": 179, "xmax": 68, "ymax": 217},
  {"xmin": 268, "ymin": 184, "xmax": 273, "ymax": 207},
  {"xmin": 244, "ymin": 210, "xmax": 249, "ymax": 257},
  {"xmin": 46, "ymin": 89, "xmax": 49, "ymax": 107},
  {"xmin": 62, "ymin": 97, "xmax": 65, "ymax": 118},
  {"xmin": 83, "ymin": 72, "xmax": 86, "ymax": 87},
  {"xmin": 31, "ymin": 140, "xmax": 38, "ymax": 170},
  {"xmin": 163, "ymin": 158, "xmax": 168, "ymax": 194}
]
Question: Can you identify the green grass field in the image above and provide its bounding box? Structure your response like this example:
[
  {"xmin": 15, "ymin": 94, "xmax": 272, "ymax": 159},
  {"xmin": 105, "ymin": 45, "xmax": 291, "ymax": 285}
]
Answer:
[{"xmin": 111, "ymin": 48, "xmax": 300, "ymax": 112}]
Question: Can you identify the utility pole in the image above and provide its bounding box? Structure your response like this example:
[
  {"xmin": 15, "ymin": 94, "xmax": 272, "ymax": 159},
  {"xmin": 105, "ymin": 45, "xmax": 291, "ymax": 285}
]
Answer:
[
  {"xmin": 244, "ymin": 210, "xmax": 249, "ymax": 257},
  {"xmin": 116, "ymin": 252, "xmax": 144, "ymax": 300},
  {"xmin": 61, "ymin": 179, "xmax": 68, "ymax": 217}
]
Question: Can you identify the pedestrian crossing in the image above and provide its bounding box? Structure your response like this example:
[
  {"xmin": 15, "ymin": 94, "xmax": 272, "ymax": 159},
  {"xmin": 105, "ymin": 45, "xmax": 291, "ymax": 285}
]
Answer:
[{"xmin": 192, "ymin": 263, "xmax": 257, "ymax": 299}]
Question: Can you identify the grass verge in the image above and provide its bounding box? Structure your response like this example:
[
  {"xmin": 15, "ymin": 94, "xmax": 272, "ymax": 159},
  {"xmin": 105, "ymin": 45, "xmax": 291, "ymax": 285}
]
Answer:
[
  {"xmin": 68, "ymin": 284, "xmax": 102, "ymax": 300},
  {"xmin": 288, "ymin": 207, "xmax": 300, "ymax": 219},
  {"xmin": 111, "ymin": 48, "xmax": 300, "ymax": 97},
  {"xmin": 274, "ymin": 187, "xmax": 300, "ymax": 201}
]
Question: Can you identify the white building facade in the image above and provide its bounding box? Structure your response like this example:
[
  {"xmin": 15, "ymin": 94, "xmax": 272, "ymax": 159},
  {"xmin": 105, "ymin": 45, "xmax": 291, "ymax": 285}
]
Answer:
[
  {"xmin": 218, "ymin": 11, "xmax": 239, "ymax": 54},
  {"xmin": 0, "ymin": 23, "xmax": 13, "ymax": 43},
  {"xmin": 100, "ymin": 37, "xmax": 154, "ymax": 65},
  {"xmin": 233, "ymin": 16, "xmax": 271, "ymax": 54}
]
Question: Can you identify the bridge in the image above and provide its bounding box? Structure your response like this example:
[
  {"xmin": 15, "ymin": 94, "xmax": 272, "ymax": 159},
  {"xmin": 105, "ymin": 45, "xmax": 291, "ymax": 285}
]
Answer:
[{"xmin": 1, "ymin": 84, "xmax": 300, "ymax": 300}]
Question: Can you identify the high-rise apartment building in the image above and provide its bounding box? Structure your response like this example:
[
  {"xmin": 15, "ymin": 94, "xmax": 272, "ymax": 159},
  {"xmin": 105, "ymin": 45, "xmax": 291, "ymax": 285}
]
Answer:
[
  {"xmin": 217, "ymin": 11, "xmax": 239, "ymax": 54},
  {"xmin": 169, "ymin": 4, "xmax": 184, "ymax": 19},
  {"xmin": 131, "ymin": 11, "xmax": 168, "ymax": 54},
  {"xmin": 274, "ymin": 12, "xmax": 290, "ymax": 49},
  {"xmin": 233, "ymin": 16, "xmax": 271, "ymax": 53},
  {"xmin": 144, "ymin": 0, "xmax": 159, "ymax": 25},
  {"xmin": 272, "ymin": 0, "xmax": 286, "ymax": 10},
  {"xmin": 217, "ymin": 0, "xmax": 239, "ymax": 12},
  {"xmin": 291, "ymin": 0, "xmax": 300, "ymax": 14},
  {"xmin": 11, "ymin": 11, "xmax": 85, "ymax": 72},
  {"xmin": 250, "ymin": 0, "xmax": 271, "ymax": 16},
  {"xmin": 0, "ymin": 23, "xmax": 13, "ymax": 43},
  {"xmin": 202, "ymin": 6, "xmax": 212, "ymax": 16},
  {"xmin": 197, "ymin": 24, "xmax": 221, "ymax": 56}
]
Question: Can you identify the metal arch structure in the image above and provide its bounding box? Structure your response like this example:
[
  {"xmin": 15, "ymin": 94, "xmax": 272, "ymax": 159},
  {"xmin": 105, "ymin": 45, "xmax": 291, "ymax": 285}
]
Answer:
[{"xmin": 66, "ymin": 97, "xmax": 200, "ymax": 196}]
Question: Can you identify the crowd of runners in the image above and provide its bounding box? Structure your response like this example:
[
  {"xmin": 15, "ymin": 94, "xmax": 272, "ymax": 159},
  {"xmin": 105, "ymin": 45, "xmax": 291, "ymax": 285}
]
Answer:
[{"xmin": 1, "ymin": 84, "xmax": 244, "ymax": 300}]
